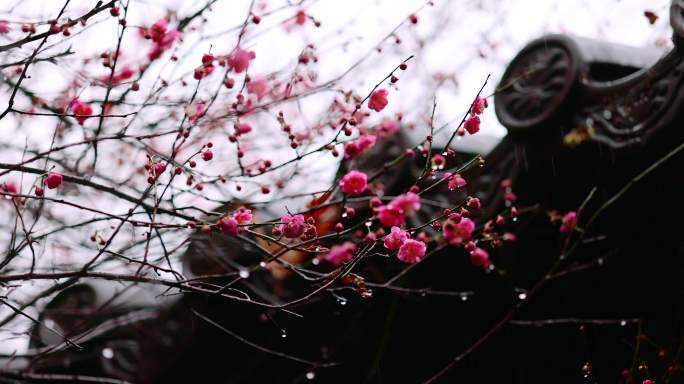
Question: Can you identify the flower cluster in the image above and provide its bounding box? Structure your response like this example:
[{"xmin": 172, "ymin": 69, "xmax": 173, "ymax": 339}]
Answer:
[
  {"xmin": 463, "ymin": 95, "xmax": 488, "ymax": 135},
  {"xmin": 218, "ymin": 207, "xmax": 253, "ymax": 236},
  {"xmin": 375, "ymin": 192, "xmax": 421, "ymax": 227}
]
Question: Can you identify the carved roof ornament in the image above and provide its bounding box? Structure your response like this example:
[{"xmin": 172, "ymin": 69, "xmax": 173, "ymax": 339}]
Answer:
[{"xmin": 496, "ymin": 5, "xmax": 684, "ymax": 150}]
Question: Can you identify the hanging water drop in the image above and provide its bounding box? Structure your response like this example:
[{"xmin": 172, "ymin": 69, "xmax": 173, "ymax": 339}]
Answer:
[
  {"xmin": 306, "ymin": 371, "xmax": 316, "ymax": 380},
  {"xmin": 518, "ymin": 292, "xmax": 527, "ymax": 300},
  {"xmin": 365, "ymin": 220, "xmax": 372, "ymax": 227},
  {"xmin": 259, "ymin": 261, "xmax": 267, "ymax": 268},
  {"xmin": 281, "ymin": 331, "xmax": 287, "ymax": 338},
  {"xmin": 239, "ymin": 269, "xmax": 250, "ymax": 278},
  {"xmin": 102, "ymin": 347, "xmax": 114, "ymax": 359}
]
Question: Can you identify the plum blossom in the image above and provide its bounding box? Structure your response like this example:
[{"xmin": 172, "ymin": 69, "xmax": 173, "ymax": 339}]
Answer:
[
  {"xmin": 233, "ymin": 208, "xmax": 253, "ymax": 225},
  {"xmin": 464, "ymin": 114, "xmax": 480, "ymax": 134},
  {"xmin": 471, "ymin": 96, "xmax": 487, "ymax": 115},
  {"xmin": 278, "ymin": 214, "xmax": 306, "ymax": 238},
  {"xmin": 376, "ymin": 204, "xmax": 405, "ymax": 227},
  {"xmin": 149, "ymin": 19, "xmax": 168, "ymax": 42},
  {"xmin": 470, "ymin": 247, "xmax": 491, "ymax": 269},
  {"xmin": 383, "ymin": 226, "xmax": 408, "ymax": 251},
  {"xmin": 443, "ymin": 217, "xmax": 475, "ymax": 246},
  {"xmin": 108, "ymin": 66, "xmax": 135, "ymax": 85},
  {"xmin": 70, "ymin": 99, "xmax": 93, "ymax": 125},
  {"xmin": 218, "ymin": 208, "xmax": 253, "ymax": 236},
  {"xmin": 45, "ymin": 172, "xmax": 63, "ymax": 189},
  {"xmin": 560, "ymin": 211, "xmax": 577, "ymax": 233},
  {"xmin": 0, "ymin": 20, "xmax": 10, "ymax": 34},
  {"xmin": 376, "ymin": 119, "xmax": 400, "ymax": 136},
  {"xmin": 339, "ymin": 170, "xmax": 368, "ymax": 196},
  {"xmin": 344, "ymin": 135, "xmax": 376, "ymax": 159},
  {"xmin": 218, "ymin": 217, "xmax": 238, "ymax": 236},
  {"xmin": 447, "ymin": 173, "xmax": 467, "ymax": 190},
  {"xmin": 2, "ymin": 181, "xmax": 17, "ymax": 194},
  {"xmin": 368, "ymin": 89, "xmax": 389, "ymax": 112},
  {"xmin": 234, "ymin": 122, "xmax": 252, "ymax": 136},
  {"xmin": 187, "ymin": 101, "xmax": 206, "ymax": 122},
  {"xmin": 397, "ymin": 239, "xmax": 426, "ymax": 263},
  {"xmin": 229, "ymin": 47, "xmax": 256, "ymax": 73},
  {"xmin": 389, "ymin": 192, "xmax": 421, "ymax": 214},
  {"xmin": 246, "ymin": 78, "xmax": 271, "ymax": 99},
  {"xmin": 375, "ymin": 193, "xmax": 421, "ymax": 228},
  {"xmin": 324, "ymin": 242, "xmax": 356, "ymax": 266},
  {"xmin": 146, "ymin": 19, "xmax": 180, "ymax": 60}
]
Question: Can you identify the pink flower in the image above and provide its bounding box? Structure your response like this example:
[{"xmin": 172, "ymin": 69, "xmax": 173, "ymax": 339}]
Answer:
[
  {"xmin": 447, "ymin": 173, "xmax": 467, "ymax": 190},
  {"xmin": 464, "ymin": 114, "xmax": 480, "ymax": 135},
  {"xmin": 2, "ymin": 181, "xmax": 18, "ymax": 194},
  {"xmin": 560, "ymin": 211, "xmax": 577, "ymax": 233},
  {"xmin": 187, "ymin": 101, "xmax": 206, "ymax": 122},
  {"xmin": 233, "ymin": 208, "xmax": 252, "ymax": 225},
  {"xmin": 234, "ymin": 122, "xmax": 252, "ymax": 136},
  {"xmin": 295, "ymin": 10, "xmax": 307, "ymax": 25},
  {"xmin": 376, "ymin": 204, "xmax": 405, "ymax": 227},
  {"xmin": 218, "ymin": 217, "xmax": 238, "ymax": 236},
  {"xmin": 278, "ymin": 214, "xmax": 306, "ymax": 238},
  {"xmin": 202, "ymin": 53, "xmax": 214, "ymax": 66},
  {"xmin": 471, "ymin": 96, "xmax": 487, "ymax": 115},
  {"xmin": 147, "ymin": 20, "xmax": 179, "ymax": 60},
  {"xmin": 325, "ymin": 242, "xmax": 357, "ymax": 266},
  {"xmin": 229, "ymin": 47, "xmax": 256, "ymax": 73},
  {"xmin": 470, "ymin": 247, "xmax": 491, "ymax": 269},
  {"xmin": 0, "ymin": 20, "xmax": 10, "ymax": 34},
  {"xmin": 443, "ymin": 217, "xmax": 474, "ymax": 246},
  {"xmin": 45, "ymin": 172, "xmax": 63, "ymax": 189},
  {"xmin": 109, "ymin": 66, "xmax": 135, "ymax": 85},
  {"xmin": 153, "ymin": 162, "xmax": 167, "ymax": 176},
  {"xmin": 377, "ymin": 119, "xmax": 400, "ymax": 136},
  {"xmin": 368, "ymin": 89, "xmax": 389, "ymax": 112},
  {"xmin": 467, "ymin": 197, "xmax": 481, "ymax": 210},
  {"xmin": 246, "ymin": 78, "xmax": 271, "ymax": 99},
  {"xmin": 149, "ymin": 19, "xmax": 168, "ymax": 43},
  {"xmin": 431, "ymin": 154, "xmax": 445, "ymax": 169},
  {"xmin": 348, "ymin": 135, "xmax": 377, "ymax": 156},
  {"xmin": 384, "ymin": 226, "xmax": 408, "ymax": 250},
  {"xmin": 344, "ymin": 135, "xmax": 377, "ymax": 159},
  {"xmin": 339, "ymin": 170, "xmax": 368, "ymax": 196},
  {"xmin": 389, "ymin": 192, "xmax": 421, "ymax": 214},
  {"xmin": 397, "ymin": 239, "xmax": 426, "ymax": 263},
  {"xmin": 70, "ymin": 99, "xmax": 93, "ymax": 125}
]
